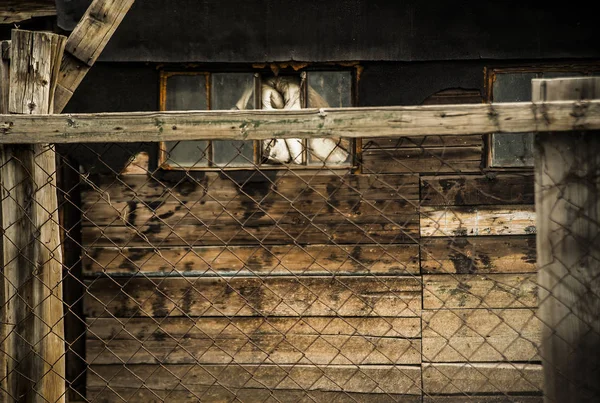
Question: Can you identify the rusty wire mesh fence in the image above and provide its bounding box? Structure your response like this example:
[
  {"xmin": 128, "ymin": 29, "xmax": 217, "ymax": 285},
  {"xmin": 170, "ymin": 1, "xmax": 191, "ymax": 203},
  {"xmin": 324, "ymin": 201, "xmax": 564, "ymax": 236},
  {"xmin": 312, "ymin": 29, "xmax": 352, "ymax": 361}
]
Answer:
[{"xmin": 1, "ymin": 135, "xmax": 547, "ymax": 403}]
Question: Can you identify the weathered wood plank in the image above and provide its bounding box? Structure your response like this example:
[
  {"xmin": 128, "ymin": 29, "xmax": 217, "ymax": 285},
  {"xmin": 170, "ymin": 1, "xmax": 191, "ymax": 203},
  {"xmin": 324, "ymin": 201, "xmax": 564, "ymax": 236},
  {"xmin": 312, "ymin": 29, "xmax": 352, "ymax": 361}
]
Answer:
[
  {"xmin": 53, "ymin": 53, "xmax": 88, "ymax": 113},
  {"xmin": 420, "ymin": 236, "xmax": 536, "ymax": 274},
  {"xmin": 420, "ymin": 206, "xmax": 536, "ymax": 237},
  {"xmin": 88, "ymin": 388, "xmax": 422, "ymax": 403},
  {"xmin": 65, "ymin": 0, "xmax": 136, "ymax": 66},
  {"xmin": 79, "ymin": 172, "xmax": 421, "ymax": 249},
  {"xmin": 423, "ymin": 274, "xmax": 538, "ymax": 309},
  {"xmin": 0, "ymin": 41, "xmax": 8, "ymax": 113},
  {"xmin": 533, "ymin": 77, "xmax": 600, "ymax": 402},
  {"xmin": 0, "ymin": 1, "xmax": 56, "ymax": 24},
  {"xmin": 83, "ymin": 244, "xmax": 420, "ymax": 276},
  {"xmin": 0, "ymin": 100, "xmax": 597, "ymax": 144},
  {"xmin": 1, "ymin": 29, "xmax": 66, "ymax": 403},
  {"xmin": 422, "ymin": 309, "xmax": 540, "ymax": 362},
  {"xmin": 81, "ymin": 173, "xmax": 420, "ymax": 204},
  {"xmin": 421, "ymin": 174, "xmax": 534, "ymax": 206},
  {"xmin": 88, "ymin": 316, "xmax": 421, "ymax": 340},
  {"xmin": 81, "ymin": 199, "xmax": 418, "ymax": 228},
  {"xmin": 87, "ymin": 334, "xmax": 421, "ymax": 366},
  {"xmin": 88, "ymin": 364, "xmax": 422, "ymax": 401},
  {"xmin": 8, "ymin": 30, "xmax": 64, "ymax": 115},
  {"xmin": 86, "ymin": 316, "xmax": 421, "ymax": 365},
  {"xmin": 81, "ymin": 220, "xmax": 419, "ymax": 246},
  {"xmin": 423, "ymin": 395, "xmax": 542, "ymax": 402},
  {"xmin": 0, "ymin": 39, "xmax": 8, "ymax": 400},
  {"xmin": 422, "ymin": 363, "xmax": 543, "ymax": 394},
  {"xmin": 362, "ymin": 134, "xmax": 482, "ymax": 149},
  {"xmin": 54, "ymin": 0, "xmax": 136, "ymax": 113},
  {"xmin": 362, "ymin": 147, "xmax": 482, "ymax": 174},
  {"xmin": 84, "ymin": 276, "xmax": 422, "ymax": 318}
]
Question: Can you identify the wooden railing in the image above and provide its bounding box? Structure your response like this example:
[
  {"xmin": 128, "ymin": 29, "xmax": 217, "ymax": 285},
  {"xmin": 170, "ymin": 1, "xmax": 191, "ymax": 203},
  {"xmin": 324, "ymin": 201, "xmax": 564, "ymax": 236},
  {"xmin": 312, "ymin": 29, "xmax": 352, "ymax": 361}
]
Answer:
[{"xmin": 0, "ymin": 100, "xmax": 599, "ymax": 144}]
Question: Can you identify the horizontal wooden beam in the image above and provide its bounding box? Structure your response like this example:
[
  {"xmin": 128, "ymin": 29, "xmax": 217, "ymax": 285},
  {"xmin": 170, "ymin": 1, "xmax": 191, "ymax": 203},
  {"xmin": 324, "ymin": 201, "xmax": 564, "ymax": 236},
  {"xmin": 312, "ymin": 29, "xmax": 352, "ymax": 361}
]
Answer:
[
  {"xmin": 0, "ymin": 1, "xmax": 56, "ymax": 24},
  {"xmin": 0, "ymin": 100, "xmax": 599, "ymax": 144}
]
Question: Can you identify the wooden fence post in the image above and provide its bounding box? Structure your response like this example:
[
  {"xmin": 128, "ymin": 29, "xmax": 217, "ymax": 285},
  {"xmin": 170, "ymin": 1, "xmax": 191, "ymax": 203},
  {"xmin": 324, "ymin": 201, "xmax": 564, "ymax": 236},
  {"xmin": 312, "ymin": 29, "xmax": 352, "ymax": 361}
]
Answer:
[
  {"xmin": 534, "ymin": 76, "xmax": 600, "ymax": 402},
  {"xmin": 0, "ymin": 29, "xmax": 66, "ymax": 403},
  {"xmin": 1, "ymin": 38, "xmax": 10, "ymax": 400}
]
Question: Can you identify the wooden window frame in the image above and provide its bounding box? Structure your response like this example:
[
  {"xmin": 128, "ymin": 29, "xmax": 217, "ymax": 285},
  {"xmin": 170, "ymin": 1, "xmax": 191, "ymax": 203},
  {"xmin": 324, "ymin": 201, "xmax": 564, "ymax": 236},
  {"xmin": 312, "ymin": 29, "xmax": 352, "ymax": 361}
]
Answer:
[
  {"xmin": 484, "ymin": 62, "xmax": 600, "ymax": 170},
  {"xmin": 158, "ymin": 64, "xmax": 361, "ymax": 171}
]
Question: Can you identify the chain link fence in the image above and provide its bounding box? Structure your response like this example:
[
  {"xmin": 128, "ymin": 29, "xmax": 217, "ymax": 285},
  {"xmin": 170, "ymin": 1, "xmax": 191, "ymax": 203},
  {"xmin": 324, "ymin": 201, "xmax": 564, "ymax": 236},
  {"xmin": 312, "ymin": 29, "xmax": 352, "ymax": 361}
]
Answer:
[{"xmin": 0, "ymin": 133, "xmax": 553, "ymax": 402}]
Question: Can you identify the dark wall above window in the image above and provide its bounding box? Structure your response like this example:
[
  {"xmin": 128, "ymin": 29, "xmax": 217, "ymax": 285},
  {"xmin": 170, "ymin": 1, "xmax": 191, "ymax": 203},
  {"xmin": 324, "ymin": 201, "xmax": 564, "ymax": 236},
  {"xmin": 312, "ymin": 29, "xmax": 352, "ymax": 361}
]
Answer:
[{"xmin": 56, "ymin": 0, "xmax": 600, "ymax": 63}]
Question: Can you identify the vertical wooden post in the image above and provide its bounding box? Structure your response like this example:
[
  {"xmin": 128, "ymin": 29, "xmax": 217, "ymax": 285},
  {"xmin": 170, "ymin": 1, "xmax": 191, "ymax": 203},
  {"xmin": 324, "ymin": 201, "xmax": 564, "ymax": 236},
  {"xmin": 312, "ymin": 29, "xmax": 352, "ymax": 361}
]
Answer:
[
  {"xmin": 534, "ymin": 77, "xmax": 600, "ymax": 403},
  {"xmin": 0, "ymin": 29, "xmax": 66, "ymax": 403},
  {"xmin": 0, "ymin": 41, "xmax": 9, "ymax": 113},
  {"xmin": 0, "ymin": 39, "xmax": 10, "ymax": 400}
]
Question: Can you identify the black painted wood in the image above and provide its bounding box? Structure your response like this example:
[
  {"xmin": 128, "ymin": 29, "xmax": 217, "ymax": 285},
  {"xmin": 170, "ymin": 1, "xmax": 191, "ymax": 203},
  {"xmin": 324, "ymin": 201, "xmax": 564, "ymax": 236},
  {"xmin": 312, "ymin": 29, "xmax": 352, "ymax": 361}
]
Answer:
[{"xmin": 56, "ymin": 0, "xmax": 600, "ymax": 63}]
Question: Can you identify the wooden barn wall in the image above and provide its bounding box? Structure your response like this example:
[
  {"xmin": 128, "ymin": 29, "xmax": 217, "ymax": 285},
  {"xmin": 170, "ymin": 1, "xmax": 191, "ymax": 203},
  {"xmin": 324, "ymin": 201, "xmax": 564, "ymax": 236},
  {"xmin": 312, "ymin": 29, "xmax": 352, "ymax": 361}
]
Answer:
[{"xmin": 61, "ymin": 61, "xmax": 540, "ymax": 402}]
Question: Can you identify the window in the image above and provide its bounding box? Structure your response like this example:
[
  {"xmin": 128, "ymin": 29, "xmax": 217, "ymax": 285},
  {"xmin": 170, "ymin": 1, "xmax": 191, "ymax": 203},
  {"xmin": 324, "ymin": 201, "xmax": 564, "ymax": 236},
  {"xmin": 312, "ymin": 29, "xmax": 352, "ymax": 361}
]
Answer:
[
  {"xmin": 485, "ymin": 64, "xmax": 600, "ymax": 168},
  {"xmin": 159, "ymin": 67, "xmax": 357, "ymax": 170}
]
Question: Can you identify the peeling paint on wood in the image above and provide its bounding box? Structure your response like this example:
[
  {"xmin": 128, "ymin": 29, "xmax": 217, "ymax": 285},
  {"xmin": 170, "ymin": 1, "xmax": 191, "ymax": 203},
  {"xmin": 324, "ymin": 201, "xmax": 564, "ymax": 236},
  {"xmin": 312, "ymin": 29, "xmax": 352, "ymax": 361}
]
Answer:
[
  {"xmin": 86, "ymin": 316, "xmax": 422, "ymax": 365},
  {"xmin": 81, "ymin": 173, "xmax": 420, "ymax": 203},
  {"xmin": 84, "ymin": 276, "xmax": 423, "ymax": 318},
  {"xmin": 420, "ymin": 205, "xmax": 536, "ymax": 237},
  {"xmin": 423, "ymin": 274, "xmax": 538, "ymax": 309},
  {"xmin": 420, "ymin": 236, "xmax": 537, "ymax": 274},
  {"xmin": 82, "ymin": 220, "xmax": 419, "ymax": 246},
  {"xmin": 83, "ymin": 244, "xmax": 420, "ymax": 276},
  {"xmin": 421, "ymin": 174, "xmax": 534, "ymax": 206}
]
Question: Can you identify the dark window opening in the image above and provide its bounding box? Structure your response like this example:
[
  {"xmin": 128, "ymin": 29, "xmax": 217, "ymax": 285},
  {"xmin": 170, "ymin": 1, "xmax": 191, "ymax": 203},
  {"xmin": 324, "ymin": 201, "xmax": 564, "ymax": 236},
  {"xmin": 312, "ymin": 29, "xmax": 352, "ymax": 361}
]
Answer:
[
  {"xmin": 485, "ymin": 64, "xmax": 600, "ymax": 168},
  {"xmin": 159, "ymin": 67, "xmax": 358, "ymax": 170}
]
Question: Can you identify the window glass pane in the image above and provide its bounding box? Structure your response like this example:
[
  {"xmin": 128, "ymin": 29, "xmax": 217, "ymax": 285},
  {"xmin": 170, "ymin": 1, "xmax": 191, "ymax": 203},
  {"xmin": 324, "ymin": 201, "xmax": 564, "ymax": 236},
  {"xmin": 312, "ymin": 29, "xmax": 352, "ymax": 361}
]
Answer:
[
  {"xmin": 491, "ymin": 73, "xmax": 537, "ymax": 167},
  {"xmin": 212, "ymin": 140, "xmax": 254, "ymax": 166},
  {"xmin": 211, "ymin": 73, "xmax": 255, "ymax": 166},
  {"xmin": 164, "ymin": 141, "xmax": 210, "ymax": 168},
  {"xmin": 492, "ymin": 73, "xmax": 537, "ymax": 102},
  {"xmin": 307, "ymin": 71, "xmax": 352, "ymax": 165},
  {"xmin": 166, "ymin": 75, "xmax": 208, "ymax": 110},
  {"xmin": 492, "ymin": 133, "xmax": 534, "ymax": 167},
  {"xmin": 165, "ymin": 75, "xmax": 209, "ymax": 167},
  {"xmin": 308, "ymin": 71, "xmax": 352, "ymax": 108},
  {"xmin": 308, "ymin": 138, "xmax": 352, "ymax": 166},
  {"xmin": 212, "ymin": 73, "xmax": 255, "ymax": 110}
]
